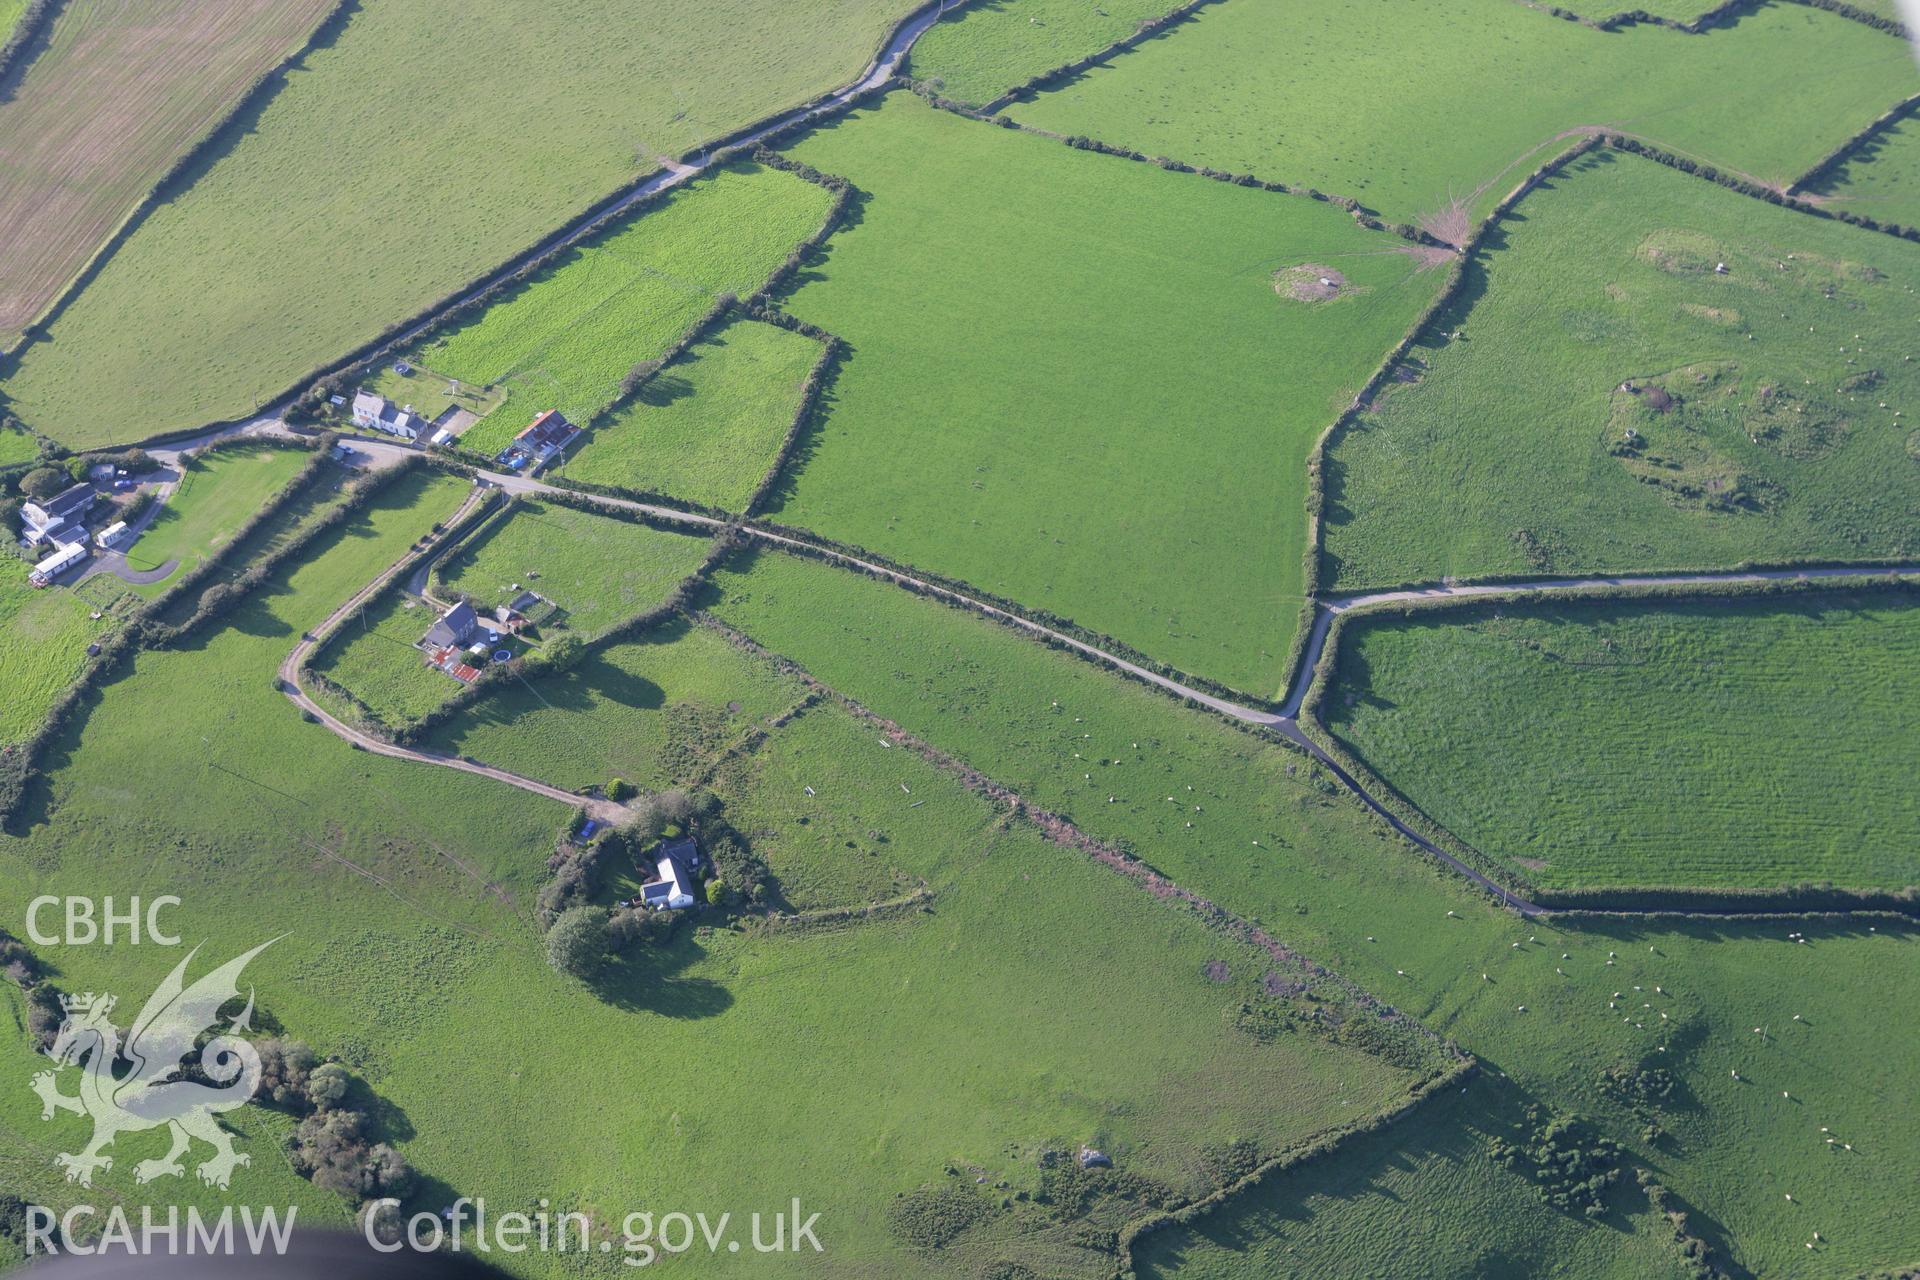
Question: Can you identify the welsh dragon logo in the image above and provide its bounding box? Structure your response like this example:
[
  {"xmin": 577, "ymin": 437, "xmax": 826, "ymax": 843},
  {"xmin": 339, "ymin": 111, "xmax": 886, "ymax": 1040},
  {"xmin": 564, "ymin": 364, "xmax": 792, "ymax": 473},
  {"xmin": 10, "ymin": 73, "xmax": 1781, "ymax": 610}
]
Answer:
[{"xmin": 31, "ymin": 940, "xmax": 276, "ymax": 1189}]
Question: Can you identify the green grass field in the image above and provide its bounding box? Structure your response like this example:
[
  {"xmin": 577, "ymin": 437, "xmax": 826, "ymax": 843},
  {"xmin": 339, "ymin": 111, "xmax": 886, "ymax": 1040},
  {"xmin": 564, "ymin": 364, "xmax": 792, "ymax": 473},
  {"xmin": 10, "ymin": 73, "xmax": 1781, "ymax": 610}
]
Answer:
[
  {"xmin": 1325, "ymin": 149, "xmax": 1920, "ymax": 589},
  {"xmin": 0, "ymin": 0, "xmax": 920, "ymax": 448},
  {"xmin": 0, "ymin": 472, "xmax": 1436, "ymax": 1276},
  {"xmin": 1320, "ymin": 590, "xmax": 1920, "ymax": 890},
  {"xmin": 557, "ymin": 316, "xmax": 821, "ymax": 509},
  {"xmin": 709, "ymin": 547, "xmax": 1920, "ymax": 1276},
  {"xmin": 1804, "ymin": 110, "xmax": 1920, "ymax": 231},
  {"xmin": 307, "ymin": 586, "xmax": 467, "ymax": 729},
  {"xmin": 1137, "ymin": 1074, "xmax": 1692, "ymax": 1280},
  {"xmin": 422, "ymin": 617, "xmax": 801, "ymax": 793},
  {"xmin": 121, "ymin": 443, "xmax": 312, "ymax": 595},
  {"xmin": 771, "ymin": 93, "xmax": 1444, "ymax": 695},
  {"xmin": 0, "ymin": 426, "xmax": 39, "ymax": 466},
  {"xmin": 907, "ymin": 0, "xmax": 1173, "ymax": 107},
  {"xmin": 1007, "ymin": 0, "xmax": 1918, "ymax": 230},
  {"xmin": 433, "ymin": 500, "xmax": 711, "ymax": 638},
  {"xmin": 413, "ymin": 163, "xmax": 833, "ymax": 457},
  {"xmin": 0, "ymin": 561, "xmax": 118, "ymax": 744}
]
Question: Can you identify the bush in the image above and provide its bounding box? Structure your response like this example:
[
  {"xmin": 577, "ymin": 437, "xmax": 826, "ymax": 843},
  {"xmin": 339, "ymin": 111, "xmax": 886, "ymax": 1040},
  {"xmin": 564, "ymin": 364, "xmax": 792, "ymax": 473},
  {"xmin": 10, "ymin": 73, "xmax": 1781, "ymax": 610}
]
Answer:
[
  {"xmin": 289, "ymin": 1109, "xmax": 414, "ymax": 1203},
  {"xmin": 254, "ymin": 1038, "xmax": 319, "ymax": 1110},
  {"xmin": 307, "ymin": 1062, "xmax": 352, "ymax": 1110},
  {"xmin": 607, "ymin": 777, "xmax": 634, "ymax": 802},
  {"xmin": 545, "ymin": 906, "xmax": 609, "ymax": 979},
  {"xmin": 705, "ymin": 878, "xmax": 731, "ymax": 908},
  {"xmin": 18, "ymin": 467, "xmax": 65, "ymax": 500}
]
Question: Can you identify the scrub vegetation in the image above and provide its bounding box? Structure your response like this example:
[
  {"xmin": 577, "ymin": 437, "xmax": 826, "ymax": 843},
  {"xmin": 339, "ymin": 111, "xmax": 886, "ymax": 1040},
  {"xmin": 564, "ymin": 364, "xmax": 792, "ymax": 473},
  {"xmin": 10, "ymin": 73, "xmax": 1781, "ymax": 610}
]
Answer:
[
  {"xmin": 0, "ymin": 475, "xmax": 1437, "ymax": 1278},
  {"xmin": 709, "ymin": 547, "xmax": 1920, "ymax": 1277}
]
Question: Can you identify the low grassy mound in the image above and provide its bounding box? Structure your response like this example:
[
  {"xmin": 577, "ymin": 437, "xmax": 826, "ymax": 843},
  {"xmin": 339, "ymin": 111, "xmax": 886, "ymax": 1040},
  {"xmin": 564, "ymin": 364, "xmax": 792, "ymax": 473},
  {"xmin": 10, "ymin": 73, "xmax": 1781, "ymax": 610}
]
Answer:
[
  {"xmin": 771, "ymin": 92, "xmax": 1443, "ymax": 696},
  {"xmin": 1007, "ymin": 0, "xmax": 1915, "ymax": 229},
  {"xmin": 557, "ymin": 317, "xmax": 822, "ymax": 510},
  {"xmin": 709, "ymin": 547, "xmax": 1920, "ymax": 1275},
  {"xmin": 1326, "ymin": 150, "xmax": 1920, "ymax": 588},
  {"xmin": 1319, "ymin": 589, "xmax": 1920, "ymax": 891}
]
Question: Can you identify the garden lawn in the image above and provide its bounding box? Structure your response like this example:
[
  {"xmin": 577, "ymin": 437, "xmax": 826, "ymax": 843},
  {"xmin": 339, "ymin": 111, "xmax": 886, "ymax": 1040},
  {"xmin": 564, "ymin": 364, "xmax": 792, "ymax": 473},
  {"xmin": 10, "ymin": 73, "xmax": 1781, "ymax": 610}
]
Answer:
[
  {"xmin": 121, "ymin": 442, "xmax": 311, "ymax": 594},
  {"xmin": 1325, "ymin": 149, "xmax": 1920, "ymax": 589},
  {"xmin": 557, "ymin": 317, "xmax": 822, "ymax": 510},
  {"xmin": 307, "ymin": 587, "xmax": 464, "ymax": 731},
  {"xmin": 422, "ymin": 617, "xmax": 802, "ymax": 794},
  {"xmin": 1317, "ymin": 590, "xmax": 1920, "ymax": 891},
  {"xmin": 709, "ymin": 546, "xmax": 1920, "ymax": 1277},
  {"xmin": 0, "ymin": 0, "xmax": 918, "ymax": 448},
  {"xmin": 425, "ymin": 163, "xmax": 834, "ymax": 457},
  {"xmin": 1804, "ymin": 109, "xmax": 1920, "ymax": 232},
  {"xmin": 0, "ymin": 0, "xmax": 336, "ymax": 346},
  {"xmin": 433, "ymin": 500, "xmax": 711, "ymax": 638},
  {"xmin": 1007, "ymin": 0, "xmax": 1918, "ymax": 230},
  {"xmin": 906, "ymin": 0, "xmax": 1174, "ymax": 107},
  {"xmin": 0, "ymin": 494, "xmax": 1429, "ymax": 1277},
  {"xmin": 772, "ymin": 93, "xmax": 1444, "ymax": 696},
  {"xmin": 0, "ymin": 562, "xmax": 118, "ymax": 744}
]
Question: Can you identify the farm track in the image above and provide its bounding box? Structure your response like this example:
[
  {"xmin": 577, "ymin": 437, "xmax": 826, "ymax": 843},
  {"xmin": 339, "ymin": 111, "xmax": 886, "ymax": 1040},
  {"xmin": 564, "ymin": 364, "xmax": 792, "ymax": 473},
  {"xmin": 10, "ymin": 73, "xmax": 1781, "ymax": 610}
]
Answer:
[
  {"xmin": 274, "ymin": 478, "xmax": 636, "ymax": 825},
  {"xmin": 276, "ymin": 432, "xmax": 1920, "ymax": 916},
  {"xmin": 113, "ymin": 0, "xmax": 1920, "ymax": 914}
]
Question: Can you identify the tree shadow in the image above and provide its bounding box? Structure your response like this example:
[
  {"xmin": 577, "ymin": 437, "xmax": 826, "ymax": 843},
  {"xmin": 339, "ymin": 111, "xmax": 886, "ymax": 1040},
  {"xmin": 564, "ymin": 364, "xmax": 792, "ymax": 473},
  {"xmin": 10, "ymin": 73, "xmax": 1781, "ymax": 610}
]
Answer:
[{"xmin": 587, "ymin": 930, "xmax": 733, "ymax": 1020}]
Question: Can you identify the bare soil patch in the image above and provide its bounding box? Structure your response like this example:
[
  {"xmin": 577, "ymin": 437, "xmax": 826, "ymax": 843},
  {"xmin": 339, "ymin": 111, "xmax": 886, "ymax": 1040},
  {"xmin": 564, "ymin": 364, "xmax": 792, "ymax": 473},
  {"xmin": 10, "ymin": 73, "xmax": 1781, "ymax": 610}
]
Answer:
[
  {"xmin": 0, "ymin": 0, "xmax": 336, "ymax": 343},
  {"xmin": 1275, "ymin": 264, "xmax": 1353, "ymax": 302}
]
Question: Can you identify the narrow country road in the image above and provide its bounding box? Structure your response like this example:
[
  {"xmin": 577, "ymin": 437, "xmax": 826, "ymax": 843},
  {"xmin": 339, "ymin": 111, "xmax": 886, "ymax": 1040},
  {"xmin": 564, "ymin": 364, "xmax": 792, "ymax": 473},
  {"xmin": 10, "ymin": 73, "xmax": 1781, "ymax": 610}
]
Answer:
[
  {"xmin": 280, "ymin": 430, "xmax": 1920, "ymax": 914},
  {"xmin": 275, "ymin": 480, "xmax": 636, "ymax": 826}
]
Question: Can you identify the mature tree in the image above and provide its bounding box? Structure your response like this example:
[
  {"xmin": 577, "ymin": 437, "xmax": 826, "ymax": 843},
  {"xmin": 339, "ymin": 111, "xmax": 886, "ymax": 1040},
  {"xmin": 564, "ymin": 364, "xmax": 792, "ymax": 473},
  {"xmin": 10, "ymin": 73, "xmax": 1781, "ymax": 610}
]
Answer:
[
  {"xmin": 18, "ymin": 467, "xmax": 65, "ymax": 500},
  {"xmin": 307, "ymin": 1062, "xmax": 351, "ymax": 1111},
  {"xmin": 546, "ymin": 906, "xmax": 609, "ymax": 979}
]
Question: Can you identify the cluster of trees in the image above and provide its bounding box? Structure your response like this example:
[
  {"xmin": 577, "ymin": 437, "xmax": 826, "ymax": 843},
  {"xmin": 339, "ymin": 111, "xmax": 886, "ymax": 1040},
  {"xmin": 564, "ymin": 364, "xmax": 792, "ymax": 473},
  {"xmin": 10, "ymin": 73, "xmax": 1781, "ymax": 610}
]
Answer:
[
  {"xmin": 1487, "ymin": 1105, "xmax": 1623, "ymax": 1218},
  {"xmin": 540, "ymin": 789, "xmax": 771, "ymax": 982},
  {"xmin": 1637, "ymin": 1172, "xmax": 1726, "ymax": 1279},
  {"xmin": 257, "ymin": 1039, "xmax": 415, "ymax": 1205},
  {"xmin": 0, "ymin": 929, "xmax": 65, "ymax": 1049}
]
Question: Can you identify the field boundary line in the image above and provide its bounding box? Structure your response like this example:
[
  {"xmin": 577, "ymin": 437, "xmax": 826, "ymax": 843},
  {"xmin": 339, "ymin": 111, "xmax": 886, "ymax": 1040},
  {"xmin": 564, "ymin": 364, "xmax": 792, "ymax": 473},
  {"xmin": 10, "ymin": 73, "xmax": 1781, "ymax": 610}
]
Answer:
[
  {"xmin": 696, "ymin": 610, "xmax": 1469, "ymax": 1053},
  {"xmin": 276, "ymin": 482, "xmax": 639, "ymax": 825},
  {"xmin": 0, "ymin": 0, "xmax": 60, "ymax": 97},
  {"xmin": 1786, "ymin": 90, "xmax": 1920, "ymax": 196},
  {"xmin": 1293, "ymin": 572, "xmax": 1920, "ymax": 915},
  {"xmin": 29, "ymin": 0, "xmax": 977, "ymax": 454},
  {"xmin": 0, "ymin": 0, "xmax": 354, "ymax": 358}
]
